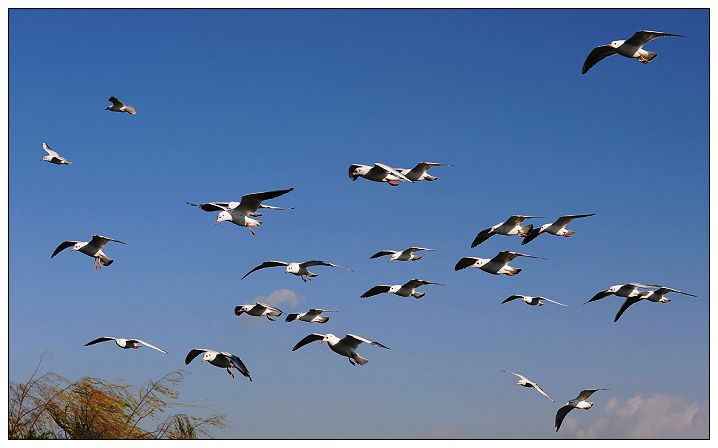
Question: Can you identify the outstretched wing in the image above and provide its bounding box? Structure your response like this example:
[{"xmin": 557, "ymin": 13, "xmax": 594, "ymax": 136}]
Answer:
[
  {"xmin": 51, "ymin": 240, "xmax": 79, "ymax": 258},
  {"xmin": 360, "ymin": 285, "xmax": 392, "ymax": 298},
  {"xmin": 88, "ymin": 235, "xmax": 126, "ymax": 249},
  {"xmin": 241, "ymin": 260, "xmax": 289, "ymax": 280},
  {"xmin": 402, "ymin": 279, "xmax": 442, "ymax": 289},
  {"xmin": 501, "ymin": 295, "xmax": 524, "ymax": 304},
  {"xmin": 224, "ymin": 353, "xmax": 252, "ymax": 381},
  {"xmin": 554, "ymin": 213, "xmax": 595, "ymax": 228},
  {"xmin": 532, "ymin": 383, "xmax": 555, "ymax": 402},
  {"xmin": 625, "ymin": 30, "xmax": 684, "ymax": 47},
  {"xmin": 370, "ymin": 250, "xmax": 396, "ymax": 259},
  {"xmin": 505, "ymin": 215, "xmax": 540, "ymax": 226},
  {"xmin": 471, "ymin": 228, "xmax": 494, "ymax": 248},
  {"xmin": 585, "ymin": 288, "xmax": 612, "ymax": 304},
  {"xmin": 654, "ymin": 287, "xmax": 697, "ymax": 297},
  {"xmin": 300, "ymin": 260, "xmax": 352, "ymax": 271},
  {"xmin": 84, "ymin": 336, "xmax": 117, "ymax": 346},
  {"xmin": 405, "ymin": 247, "xmax": 433, "ymax": 253},
  {"xmin": 236, "ymin": 188, "xmax": 294, "ymax": 215},
  {"xmin": 455, "ymin": 257, "xmax": 479, "ymax": 271},
  {"xmin": 255, "ymin": 302, "xmax": 284, "ymax": 315},
  {"xmin": 490, "ymin": 251, "xmax": 543, "ymax": 265},
  {"xmin": 502, "ymin": 369, "xmax": 529, "ymax": 382},
  {"xmin": 186, "ymin": 202, "xmax": 230, "ymax": 212},
  {"xmin": 521, "ymin": 227, "xmax": 545, "ymax": 245},
  {"xmin": 291, "ymin": 333, "xmax": 325, "ymax": 351},
  {"xmin": 555, "ymin": 405, "xmax": 574, "ymax": 432},
  {"xmin": 42, "ymin": 142, "xmax": 59, "ymax": 157},
  {"xmin": 184, "ymin": 348, "xmax": 209, "ymax": 364},
  {"xmin": 108, "ymin": 96, "xmax": 124, "ymax": 107},
  {"xmin": 541, "ymin": 297, "xmax": 568, "ymax": 307},
  {"xmin": 577, "ymin": 388, "xmax": 609, "ymax": 401},
  {"xmin": 614, "ymin": 297, "xmax": 643, "ymax": 322},
  {"xmin": 582, "ymin": 45, "xmax": 617, "ymax": 74},
  {"xmin": 371, "ymin": 163, "xmax": 412, "ymax": 182},
  {"xmin": 132, "ymin": 339, "xmax": 168, "ymax": 354},
  {"xmin": 343, "ymin": 334, "xmax": 390, "ymax": 350},
  {"xmin": 404, "ymin": 162, "xmax": 450, "ymax": 180}
]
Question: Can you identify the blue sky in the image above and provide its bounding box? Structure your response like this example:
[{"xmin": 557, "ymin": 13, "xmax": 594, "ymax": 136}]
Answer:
[{"xmin": 9, "ymin": 9, "xmax": 708, "ymax": 438}]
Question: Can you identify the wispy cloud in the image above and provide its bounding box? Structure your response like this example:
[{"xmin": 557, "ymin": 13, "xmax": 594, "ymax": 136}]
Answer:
[
  {"xmin": 562, "ymin": 394, "xmax": 707, "ymax": 438},
  {"xmin": 257, "ymin": 288, "xmax": 303, "ymax": 308}
]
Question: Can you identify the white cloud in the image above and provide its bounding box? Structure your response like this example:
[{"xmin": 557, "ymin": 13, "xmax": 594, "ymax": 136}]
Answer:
[
  {"xmin": 257, "ymin": 288, "xmax": 303, "ymax": 308},
  {"xmin": 562, "ymin": 394, "xmax": 707, "ymax": 438}
]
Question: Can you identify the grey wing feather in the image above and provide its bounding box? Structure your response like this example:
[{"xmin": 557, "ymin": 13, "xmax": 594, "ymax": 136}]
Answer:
[
  {"xmin": 132, "ymin": 339, "xmax": 167, "ymax": 354},
  {"xmin": 241, "ymin": 260, "xmax": 289, "ymax": 280},
  {"xmin": 455, "ymin": 257, "xmax": 478, "ymax": 271},
  {"xmin": 554, "ymin": 213, "xmax": 595, "ymax": 227},
  {"xmin": 186, "ymin": 202, "xmax": 229, "ymax": 212},
  {"xmin": 51, "ymin": 240, "xmax": 78, "ymax": 258},
  {"xmin": 185, "ymin": 349, "xmax": 208, "ymax": 364},
  {"xmin": 344, "ymin": 334, "xmax": 389, "ymax": 349},
  {"xmin": 521, "ymin": 227, "xmax": 544, "ymax": 245},
  {"xmin": 300, "ymin": 260, "xmax": 352, "ymax": 271},
  {"xmin": 84, "ymin": 336, "xmax": 117, "ymax": 346},
  {"xmin": 361, "ymin": 285, "xmax": 392, "ymax": 298},
  {"xmin": 42, "ymin": 142, "xmax": 59, "ymax": 157},
  {"xmin": 237, "ymin": 188, "xmax": 294, "ymax": 214},
  {"xmin": 582, "ymin": 45, "xmax": 618, "ymax": 74},
  {"xmin": 89, "ymin": 235, "xmax": 126, "ymax": 248},
  {"xmin": 501, "ymin": 295, "xmax": 523, "ymax": 304},
  {"xmin": 654, "ymin": 287, "xmax": 696, "ymax": 297},
  {"xmin": 586, "ymin": 289, "xmax": 612, "ymax": 304},
  {"xmin": 403, "ymin": 279, "xmax": 442, "ymax": 289},
  {"xmin": 292, "ymin": 333, "xmax": 324, "ymax": 351},
  {"xmin": 471, "ymin": 228, "xmax": 494, "ymax": 247},
  {"xmin": 108, "ymin": 96, "xmax": 123, "ymax": 106},
  {"xmin": 555, "ymin": 405, "xmax": 574, "ymax": 432},
  {"xmin": 626, "ymin": 30, "xmax": 684, "ymax": 47},
  {"xmin": 226, "ymin": 353, "xmax": 252, "ymax": 381},
  {"xmin": 577, "ymin": 388, "xmax": 608, "ymax": 401},
  {"xmin": 370, "ymin": 250, "xmax": 396, "ymax": 259},
  {"xmin": 614, "ymin": 297, "xmax": 643, "ymax": 322}
]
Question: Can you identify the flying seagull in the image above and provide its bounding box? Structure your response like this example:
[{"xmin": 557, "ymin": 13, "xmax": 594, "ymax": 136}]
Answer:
[
  {"xmin": 348, "ymin": 162, "xmax": 413, "ymax": 186},
  {"xmin": 455, "ymin": 251, "xmax": 545, "ymax": 276},
  {"xmin": 521, "ymin": 214, "xmax": 595, "ymax": 245},
  {"xmin": 105, "ymin": 96, "xmax": 136, "ymax": 115},
  {"xmin": 292, "ymin": 333, "xmax": 389, "ymax": 366},
  {"xmin": 360, "ymin": 279, "xmax": 443, "ymax": 299},
  {"xmin": 241, "ymin": 259, "xmax": 352, "ymax": 282},
  {"xmin": 85, "ymin": 337, "xmax": 167, "ymax": 354},
  {"xmin": 185, "ymin": 348, "xmax": 252, "ymax": 381},
  {"xmin": 285, "ymin": 308, "xmax": 337, "ymax": 323},
  {"xmin": 502, "ymin": 370, "xmax": 555, "ymax": 402},
  {"xmin": 582, "ymin": 30, "xmax": 684, "ymax": 74},
  {"xmin": 234, "ymin": 303, "xmax": 284, "ymax": 321},
  {"xmin": 614, "ymin": 286, "xmax": 696, "ymax": 322},
  {"xmin": 585, "ymin": 283, "xmax": 659, "ymax": 304},
  {"xmin": 51, "ymin": 235, "xmax": 125, "ymax": 269},
  {"xmin": 370, "ymin": 247, "xmax": 434, "ymax": 262},
  {"xmin": 187, "ymin": 188, "xmax": 293, "ymax": 235},
  {"xmin": 501, "ymin": 295, "xmax": 567, "ymax": 307},
  {"xmin": 555, "ymin": 389, "xmax": 610, "ymax": 432},
  {"xmin": 41, "ymin": 142, "xmax": 71, "ymax": 165},
  {"xmin": 471, "ymin": 215, "xmax": 541, "ymax": 247},
  {"xmin": 396, "ymin": 162, "xmax": 452, "ymax": 181}
]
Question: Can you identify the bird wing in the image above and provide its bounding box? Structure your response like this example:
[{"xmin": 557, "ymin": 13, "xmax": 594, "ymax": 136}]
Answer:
[
  {"xmin": 307, "ymin": 308, "xmax": 337, "ymax": 315},
  {"xmin": 403, "ymin": 279, "xmax": 442, "ymax": 289},
  {"xmin": 532, "ymin": 383, "xmax": 555, "ymax": 402},
  {"xmin": 370, "ymin": 250, "xmax": 396, "ymax": 259},
  {"xmin": 42, "ymin": 142, "xmax": 59, "ymax": 157},
  {"xmin": 405, "ymin": 247, "xmax": 433, "ymax": 253},
  {"xmin": 521, "ymin": 227, "xmax": 545, "ymax": 245},
  {"xmin": 300, "ymin": 260, "xmax": 352, "ymax": 271},
  {"xmin": 555, "ymin": 405, "xmax": 575, "ymax": 432},
  {"xmin": 360, "ymin": 285, "xmax": 392, "ymax": 298},
  {"xmin": 51, "ymin": 240, "xmax": 79, "ymax": 258},
  {"xmin": 241, "ymin": 260, "xmax": 289, "ymax": 280},
  {"xmin": 88, "ymin": 235, "xmax": 126, "ymax": 249},
  {"xmin": 576, "ymin": 388, "xmax": 608, "ymax": 401},
  {"xmin": 225, "ymin": 353, "xmax": 252, "ymax": 381},
  {"xmin": 625, "ymin": 30, "xmax": 684, "ymax": 47},
  {"xmin": 501, "ymin": 295, "xmax": 524, "ymax": 304},
  {"xmin": 404, "ymin": 162, "xmax": 449, "ymax": 180},
  {"xmin": 553, "ymin": 213, "xmax": 595, "ymax": 228},
  {"xmin": 455, "ymin": 257, "xmax": 479, "ymax": 271},
  {"xmin": 502, "ymin": 369, "xmax": 529, "ymax": 382},
  {"xmin": 132, "ymin": 339, "xmax": 168, "ymax": 354},
  {"xmin": 614, "ymin": 297, "xmax": 644, "ymax": 322},
  {"xmin": 186, "ymin": 202, "xmax": 229, "ymax": 212},
  {"xmin": 255, "ymin": 302, "xmax": 284, "ymax": 315},
  {"xmin": 185, "ymin": 348, "xmax": 210, "ymax": 364},
  {"xmin": 108, "ymin": 96, "xmax": 123, "ymax": 107},
  {"xmin": 84, "ymin": 336, "xmax": 117, "ymax": 346},
  {"xmin": 654, "ymin": 287, "xmax": 697, "ymax": 297},
  {"xmin": 582, "ymin": 45, "xmax": 618, "ymax": 74},
  {"xmin": 236, "ymin": 188, "xmax": 294, "ymax": 215},
  {"xmin": 541, "ymin": 297, "xmax": 568, "ymax": 307},
  {"xmin": 471, "ymin": 228, "xmax": 494, "ymax": 248},
  {"xmin": 258, "ymin": 204, "xmax": 293, "ymax": 211},
  {"xmin": 627, "ymin": 283, "xmax": 661, "ymax": 289},
  {"xmin": 370, "ymin": 163, "xmax": 413, "ymax": 182},
  {"xmin": 585, "ymin": 289, "xmax": 612, "ymax": 304},
  {"xmin": 491, "ymin": 251, "xmax": 543, "ymax": 265},
  {"xmin": 343, "ymin": 334, "xmax": 389, "ymax": 349},
  {"xmin": 505, "ymin": 215, "xmax": 540, "ymax": 226},
  {"xmin": 291, "ymin": 333, "xmax": 325, "ymax": 351}
]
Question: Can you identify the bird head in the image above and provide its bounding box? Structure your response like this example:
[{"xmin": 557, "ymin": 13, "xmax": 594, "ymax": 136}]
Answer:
[
  {"xmin": 216, "ymin": 211, "xmax": 231, "ymax": 225},
  {"xmin": 348, "ymin": 165, "xmax": 369, "ymax": 180},
  {"xmin": 321, "ymin": 334, "xmax": 336, "ymax": 344},
  {"xmin": 41, "ymin": 155, "xmax": 51, "ymax": 162},
  {"xmin": 72, "ymin": 242, "xmax": 84, "ymax": 251},
  {"xmin": 234, "ymin": 305, "xmax": 248, "ymax": 316},
  {"xmin": 607, "ymin": 285, "xmax": 622, "ymax": 293},
  {"xmin": 285, "ymin": 263, "xmax": 299, "ymax": 274},
  {"xmin": 201, "ymin": 352, "xmax": 215, "ymax": 363},
  {"xmin": 609, "ymin": 40, "xmax": 624, "ymax": 48}
]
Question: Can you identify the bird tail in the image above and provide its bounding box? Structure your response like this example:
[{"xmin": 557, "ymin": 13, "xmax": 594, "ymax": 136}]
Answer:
[
  {"xmin": 412, "ymin": 291, "xmax": 426, "ymax": 299},
  {"xmin": 642, "ymin": 50, "xmax": 657, "ymax": 61},
  {"xmin": 307, "ymin": 272, "xmax": 318, "ymax": 278},
  {"xmin": 564, "ymin": 230, "xmax": 575, "ymax": 237},
  {"xmin": 285, "ymin": 313, "xmax": 299, "ymax": 322},
  {"xmin": 353, "ymin": 353, "xmax": 368, "ymax": 365},
  {"xmin": 424, "ymin": 175, "xmax": 438, "ymax": 181},
  {"xmin": 506, "ymin": 267, "xmax": 522, "ymax": 276},
  {"xmin": 412, "ymin": 256, "xmax": 423, "ymax": 261},
  {"xmin": 99, "ymin": 255, "xmax": 113, "ymax": 266},
  {"xmin": 316, "ymin": 316, "xmax": 329, "ymax": 323},
  {"xmin": 520, "ymin": 224, "xmax": 533, "ymax": 236}
]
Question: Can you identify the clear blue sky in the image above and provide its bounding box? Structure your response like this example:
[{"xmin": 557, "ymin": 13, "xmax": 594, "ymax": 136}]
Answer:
[{"xmin": 9, "ymin": 9, "xmax": 708, "ymax": 438}]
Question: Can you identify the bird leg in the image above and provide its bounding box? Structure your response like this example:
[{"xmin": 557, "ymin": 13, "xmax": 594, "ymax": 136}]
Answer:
[
  {"xmin": 348, "ymin": 358, "xmax": 356, "ymax": 366},
  {"xmin": 301, "ymin": 276, "xmax": 307, "ymax": 282},
  {"xmin": 638, "ymin": 55, "xmax": 650, "ymax": 63},
  {"xmin": 227, "ymin": 368, "xmax": 235, "ymax": 379},
  {"xmin": 248, "ymin": 227, "xmax": 256, "ymax": 236},
  {"xmin": 388, "ymin": 180, "xmax": 399, "ymax": 186}
]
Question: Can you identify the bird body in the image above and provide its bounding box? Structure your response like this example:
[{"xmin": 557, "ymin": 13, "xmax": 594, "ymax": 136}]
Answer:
[
  {"xmin": 502, "ymin": 370, "xmax": 554, "ymax": 401},
  {"xmin": 292, "ymin": 333, "xmax": 389, "ymax": 366},
  {"xmin": 370, "ymin": 247, "xmax": 434, "ymax": 262},
  {"xmin": 614, "ymin": 286, "xmax": 696, "ymax": 322},
  {"xmin": 585, "ymin": 283, "xmax": 658, "ymax": 304},
  {"xmin": 51, "ymin": 235, "xmax": 125, "ymax": 269},
  {"xmin": 361, "ymin": 279, "xmax": 443, "ymax": 299},
  {"xmin": 582, "ymin": 30, "xmax": 684, "ymax": 74},
  {"xmin": 41, "ymin": 142, "xmax": 71, "ymax": 165},
  {"xmin": 455, "ymin": 251, "xmax": 544, "ymax": 276},
  {"xmin": 348, "ymin": 162, "xmax": 413, "ymax": 186},
  {"xmin": 285, "ymin": 308, "xmax": 337, "ymax": 323},
  {"xmin": 185, "ymin": 348, "xmax": 252, "ymax": 381},
  {"xmin": 234, "ymin": 303, "xmax": 284, "ymax": 321}
]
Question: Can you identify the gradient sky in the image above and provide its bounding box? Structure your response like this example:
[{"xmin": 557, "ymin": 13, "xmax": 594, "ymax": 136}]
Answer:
[{"xmin": 9, "ymin": 9, "xmax": 708, "ymax": 438}]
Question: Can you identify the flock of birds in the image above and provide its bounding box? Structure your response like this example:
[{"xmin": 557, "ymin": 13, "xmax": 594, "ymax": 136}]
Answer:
[{"xmin": 37, "ymin": 30, "xmax": 694, "ymax": 435}]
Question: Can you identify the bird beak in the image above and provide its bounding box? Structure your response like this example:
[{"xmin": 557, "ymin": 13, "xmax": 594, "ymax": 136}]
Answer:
[
  {"xmin": 215, "ymin": 219, "xmax": 219, "ymax": 225},
  {"xmin": 320, "ymin": 340, "xmax": 325, "ymax": 344}
]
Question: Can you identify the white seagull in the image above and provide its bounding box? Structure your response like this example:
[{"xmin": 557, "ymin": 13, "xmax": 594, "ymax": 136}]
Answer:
[
  {"xmin": 187, "ymin": 188, "xmax": 293, "ymax": 235},
  {"xmin": 292, "ymin": 333, "xmax": 389, "ymax": 366},
  {"xmin": 555, "ymin": 389, "xmax": 610, "ymax": 432},
  {"xmin": 105, "ymin": 96, "xmax": 136, "ymax": 115},
  {"xmin": 360, "ymin": 279, "xmax": 443, "ymax": 299},
  {"xmin": 471, "ymin": 215, "xmax": 541, "ymax": 247},
  {"xmin": 370, "ymin": 247, "xmax": 434, "ymax": 262},
  {"xmin": 241, "ymin": 259, "xmax": 352, "ymax": 282},
  {"xmin": 348, "ymin": 162, "xmax": 413, "ymax": 186},
  {"xmin": 502, "ymin": 370, "xmax": 555, "ymax": 402},
  {"xmin": 41, "ymin": 142, "xmax": 72, "ymax": 165},
  {"xmin": 501, "ymin": 295, "xmax": 567, "ymax": 307},
  {"xmin": 455, "ymin": 251, "xmax": 545, "ymax": 276},
  {"xmin": 85, "ymin": 336, "xmax": 167, "ymax": 354},
  {"xmin": 396, "ymin": 162, "xmax": 451, "ymax": 181},
  {"xmin": 51, "ymin": 235, "xmax": 126, "ymax": 269},
  {"xmin": 285, "ymin": 308, "xmax": 337, "ymax": 323},
  {"xmin": 234, "ymin": 302, "xmax": 284, "ymax": 321},
  {"xmin": 585, "ymin": 283, "xmax": 659, "ymax": 304},
  {"xmin": 185, "ymin": 348, "xmax": 252, "ymax": 381},
  {"xmin": 614, "ymin": 286, "xmax": 696, "ymax": 322},
  {"xmin": 582, "ymin": 30, "xmax": 684, "ymax": 74},
  {"xmin": 521, "ymin": 214, "xmax": 595, "ymax": 245}
]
